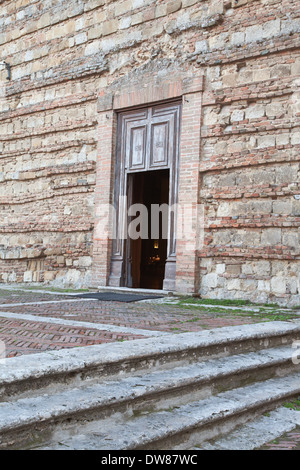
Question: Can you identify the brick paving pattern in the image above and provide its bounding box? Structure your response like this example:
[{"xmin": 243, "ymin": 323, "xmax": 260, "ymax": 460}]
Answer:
[
  {"xmin": 0, "ymin": 288, "xmax": 298, "ymax": 357},
  {"xmin": 0, "ymin": 317, "xmax": 145, "ymax": 357},
  {"xmin": 259, "ymin": 427, "xmax": 300, "ymax": 450},
  {"xmin": 0, "ymin": 299, "xmax": 267, "ymax": 356},
  {"xmin": 0, "ymin": 289, "xmax": 297, "ymax": 358},
  {"xmin": 0, "ymin": 299, "xmax": 271, "ymax": 332}
]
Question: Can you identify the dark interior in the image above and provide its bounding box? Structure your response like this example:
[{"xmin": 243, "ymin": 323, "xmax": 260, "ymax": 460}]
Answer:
[{"xmin": 127, "ymin": 169, "xmax": 169, "ymax": 290}]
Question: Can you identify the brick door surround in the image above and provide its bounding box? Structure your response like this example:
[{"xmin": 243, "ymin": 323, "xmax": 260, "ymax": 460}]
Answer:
[{"xmin": 92, "ymin": 73, "xmax": 204, "ymax": 294}]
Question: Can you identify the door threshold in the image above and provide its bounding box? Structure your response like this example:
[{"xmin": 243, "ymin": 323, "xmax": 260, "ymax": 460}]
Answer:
[{"xmin": 96, "ymin": 286, "xmax": 174, "ymax": 296}]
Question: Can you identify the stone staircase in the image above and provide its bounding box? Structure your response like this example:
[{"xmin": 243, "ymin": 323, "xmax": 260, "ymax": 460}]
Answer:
[{"xmin": 1, "ymin": 320, "xmax": 300, "ymax": 450}]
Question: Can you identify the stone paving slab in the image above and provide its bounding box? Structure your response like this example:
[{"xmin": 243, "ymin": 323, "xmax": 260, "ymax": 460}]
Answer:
[{"xmin": 199, "ymin": 406, "xmax": 300, "ymax": 450}]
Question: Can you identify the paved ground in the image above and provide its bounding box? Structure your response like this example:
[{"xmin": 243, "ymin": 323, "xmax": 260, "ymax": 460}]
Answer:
[
  {"xmin": 259, "ymin": 426, "xmax": 300, "ymax": 450},
  {"xmin": 0, "ymin": 285, "xmax": 299, "ymax": 450}
]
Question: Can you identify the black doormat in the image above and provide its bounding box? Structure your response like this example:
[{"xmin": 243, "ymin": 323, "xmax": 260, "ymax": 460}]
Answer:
[{"xmin": 74, "ymin": 292, "xmax": 164, "ymax": 303}]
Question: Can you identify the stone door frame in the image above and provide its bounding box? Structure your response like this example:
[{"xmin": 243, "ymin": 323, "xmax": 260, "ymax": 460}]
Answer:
[{"xmin": 92, "ymin": 73, "xmax": 204, "ymax": 294}]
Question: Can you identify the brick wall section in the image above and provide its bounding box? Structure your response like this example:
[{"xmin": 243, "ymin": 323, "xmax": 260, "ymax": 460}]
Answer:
[
  {"xmin": 92, "ymin": 108, "xmax": 117, "ymax": 286},
  {"xmin": 0, "ymin": 0, "xmax": 299, "ymax": 305},
  {"xmin": 176, "ymin": 91, "xmax": 203, "ymax": 294}
]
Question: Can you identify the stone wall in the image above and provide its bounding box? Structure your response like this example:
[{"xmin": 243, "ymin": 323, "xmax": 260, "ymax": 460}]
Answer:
[{"xmin": 0, "ymin": 0, "xmax": 299, "ymax": 304}]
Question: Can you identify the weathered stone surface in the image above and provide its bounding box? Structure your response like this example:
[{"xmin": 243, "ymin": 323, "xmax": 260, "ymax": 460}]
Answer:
[
  {"xmin": 0, "ymin": 0, "xmax": 299, "ymax": 306},
  {"xmin": 0, "ymin": 321, "xmax": 300, "ymax": 450}
]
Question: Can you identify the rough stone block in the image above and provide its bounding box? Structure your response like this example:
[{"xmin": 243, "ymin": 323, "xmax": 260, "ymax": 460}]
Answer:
[
  {"xmin": 23, "ymin": 271, "xmax": 33, "ymax": 282},
  {"xmin": 271, "ymin": 277, "xmax": 287, "ymax": 295},
  {"xmin": 258, "ymin": 280, "xmax": 270, "ymax": 292},
  {"xmin": 291, "ymin": 132, "xmax": 300, "ymax": 145},
  {"xmin": 231, "ymin": 109, "xmax": 245, "ymax": 122},
  {"xmin": 232, "ymin": 0, "xmax": 257, "ymax": 7},
  {"xmin": 78, "ymin": 256, "xmax": 92, "ymax": 267},
  {"xmin": 102, "ymin": 19, "xmax": 118, "ymax": 37},
  {"xmin": 227, "ymin": 279, "xmax": 241, "ymax": 290},
  {"xmin": 114, "ymin": 0, "xmax": 133, "ymax": 17},
  {"xmin": 257, "ymin": 135, "xmax": 276, "ymax": 149},
  {"xmin": 230, "ymin": 31, "xmax": 245, "ymax": 46},
  {"xmin": 266, "ymin": 103, "xmax": 285, "ymax": 118},
  {"xmin": 245, "ymin": 104, "xmax": 265, "ymax": 120},
  {"xmin": 261, "ymin": 229, "xmax": 282, "ymax": 246},
  {"xmin": 272, "ymin": 200, "xmax": 292, "ymax": 215},
  {"xmin": 44, "ymin": 271, "xmax": 56, "ymax": 281},
  {"xmin": 216, "ymin": 263, "xmax": 226, "ymax": 274},
  {"xmin": 202, "ymin": 273, "xmax": 218, "ymax": 289},
  {"xmin": 276, "ymin": 134, "xmax": 290, "ymax": 146},
  {"xmin": 166, "ymin": 0, "xmax": 182, "ymax": 15}
]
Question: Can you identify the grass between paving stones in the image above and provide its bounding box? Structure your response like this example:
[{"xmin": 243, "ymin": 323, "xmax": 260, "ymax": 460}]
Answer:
[
  {"xmin": 0, "ymin": 287, "xmax": 298, "ymax": 323},
  {"xmin": 171, "ymin": 297, "xmax": 300, "ymax": 322},
  {"xmin": 263, "ymin": 398, "xmax": 300, "ymax": 419},
  {"xmin": 174, "ymin": 296, "xmax": 288, "ymax": 310},
  {"xmin": 261, "ymin": 398, "xmax": 300, "ymax": 447},
  {"xmin": 283, "ymin": 398, "xmax": 300, "ymax": 411},
  {"xmin": 175, "ymin": 296, "xmax": 280, "ymax": 308}
]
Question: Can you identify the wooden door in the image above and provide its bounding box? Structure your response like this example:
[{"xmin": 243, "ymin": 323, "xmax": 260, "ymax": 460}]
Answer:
[
  {"xmin": 126, "ymin": 172, "xmax": 144, "ymax": 288},
  {"xmin": 124, "ymin": 104, "xmax": 177, "ymax": 172},
  {"xmin": 109, "ymin": 101, "xmax": 181, "ymax": 290}
]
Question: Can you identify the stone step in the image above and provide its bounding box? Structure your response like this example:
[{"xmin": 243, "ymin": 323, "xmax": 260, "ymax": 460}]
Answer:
[
  {"xmin": 1, "ymin": 321, "xmax": 300, "ymax": 402},
  {"xmin": 0, "ymin": 344, "xmax": 298, "ymax": 450},
  {"xmin": 198, "ymin": 406, "xmax": 300, "ymax": 450},
  {"xmin": 34, "ymin": 372, "xmax": 300, "ymax": 450}
]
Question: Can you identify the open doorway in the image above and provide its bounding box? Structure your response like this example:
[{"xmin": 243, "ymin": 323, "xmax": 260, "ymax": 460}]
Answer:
[
  {"xmin": 108, "ymin": 101, "xmax": 181, "ymax": 291},
  {"xmin": 126, "ymin": 169, "xmax": 169, "ymax": 290}
]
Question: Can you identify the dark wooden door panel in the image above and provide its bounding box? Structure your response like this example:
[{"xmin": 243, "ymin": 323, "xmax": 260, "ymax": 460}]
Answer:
[
  {"xmin": 121, "ymin": 104, "xmax": 180, "ymax": 173},
  {"xmin": 127, "ymin": 124, "xmax": 147, "ymax": 171},
  {"xmin": 150, "ymin": 121, "xmax": 169, "ymax": 167}
]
